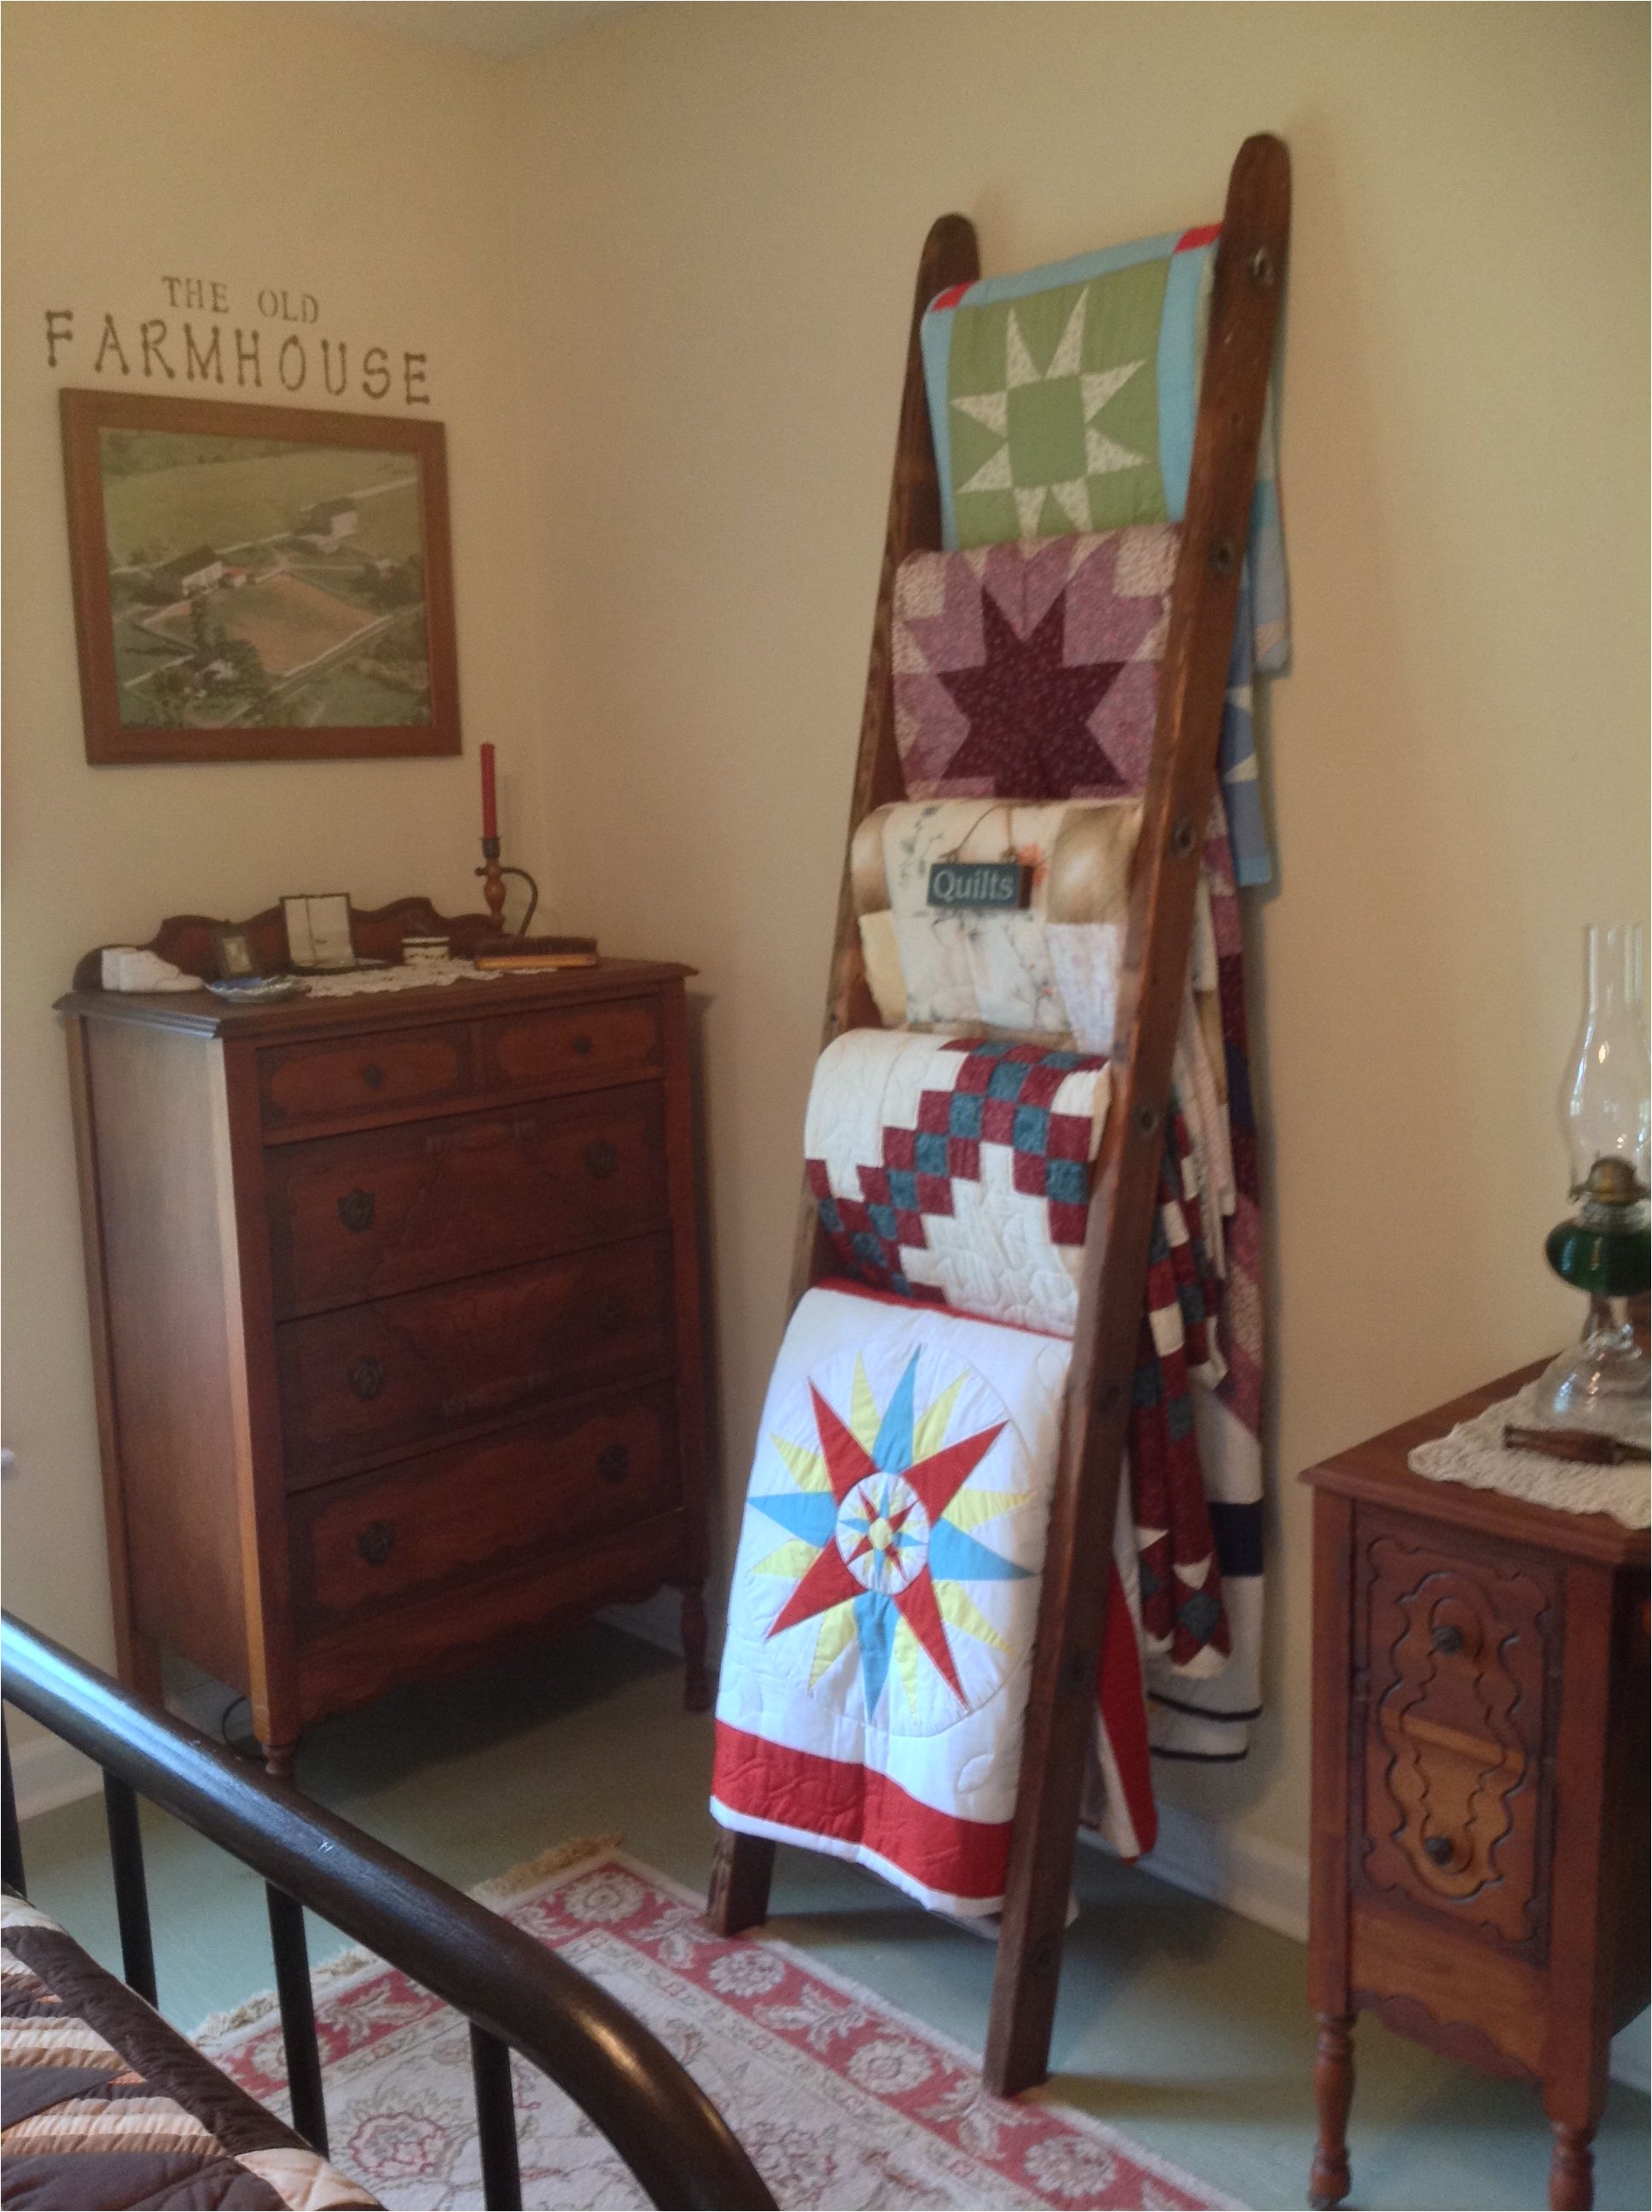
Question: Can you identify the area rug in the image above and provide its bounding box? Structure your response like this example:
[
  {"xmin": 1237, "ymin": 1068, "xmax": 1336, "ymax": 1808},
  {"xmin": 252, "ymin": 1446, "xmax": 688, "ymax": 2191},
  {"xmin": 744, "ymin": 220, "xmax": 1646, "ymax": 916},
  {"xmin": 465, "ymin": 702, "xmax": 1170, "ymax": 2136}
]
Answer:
[{"xmin": 196, "ymin": 1840, "xmax": 1234, "ymax": 2211}]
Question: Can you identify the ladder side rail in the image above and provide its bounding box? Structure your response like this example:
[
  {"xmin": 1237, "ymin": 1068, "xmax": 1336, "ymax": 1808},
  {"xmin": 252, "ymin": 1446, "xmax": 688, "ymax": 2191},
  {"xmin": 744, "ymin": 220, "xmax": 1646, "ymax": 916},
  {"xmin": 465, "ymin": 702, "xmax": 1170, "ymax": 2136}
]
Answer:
[
  {"xmin": 785, "ymin": 211, "xmax": 981, "ymax": 1309},
  {"xmin": 984, "ymin": 133, "xmax": 1291, "ymax": 2098},
  {"xmin": 710, "ymin": 212, "xmax": 980, "ymax": 1938}
]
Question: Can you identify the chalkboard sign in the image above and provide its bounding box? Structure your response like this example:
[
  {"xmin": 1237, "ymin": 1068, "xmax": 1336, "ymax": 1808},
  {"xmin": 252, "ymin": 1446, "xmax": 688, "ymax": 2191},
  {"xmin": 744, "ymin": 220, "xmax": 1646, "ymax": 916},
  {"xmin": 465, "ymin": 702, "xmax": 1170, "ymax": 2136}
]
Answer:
[{"xmin": 927, "ymin": 860, "xmax": 1032, "ymax": 911}]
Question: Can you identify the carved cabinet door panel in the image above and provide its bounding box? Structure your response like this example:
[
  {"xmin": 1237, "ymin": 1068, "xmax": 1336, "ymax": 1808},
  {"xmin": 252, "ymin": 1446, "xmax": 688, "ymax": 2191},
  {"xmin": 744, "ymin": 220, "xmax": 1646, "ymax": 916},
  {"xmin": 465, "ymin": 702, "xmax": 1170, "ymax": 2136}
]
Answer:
[{"xmin": 1356, "ymin": 1516, "xmax": 1557, "ymax": 1949}]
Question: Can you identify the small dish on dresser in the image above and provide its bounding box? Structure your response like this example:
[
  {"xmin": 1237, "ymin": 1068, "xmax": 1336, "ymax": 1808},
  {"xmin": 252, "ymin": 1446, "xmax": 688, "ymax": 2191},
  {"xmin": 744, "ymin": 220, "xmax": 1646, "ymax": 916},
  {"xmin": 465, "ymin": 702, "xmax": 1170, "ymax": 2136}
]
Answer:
[{"xmin": 205, "ymin": 974, "xmax": 311, "ymax": 1004}]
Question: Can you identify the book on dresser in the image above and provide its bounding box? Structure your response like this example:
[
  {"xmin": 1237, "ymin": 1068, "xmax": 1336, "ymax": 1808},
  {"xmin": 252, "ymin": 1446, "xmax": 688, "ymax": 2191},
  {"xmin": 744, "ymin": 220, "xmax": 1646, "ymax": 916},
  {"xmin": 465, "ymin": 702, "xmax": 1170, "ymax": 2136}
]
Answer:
[{"xmin": 58, "ymin": 899, "xmax": 712, "ymax": 1774}]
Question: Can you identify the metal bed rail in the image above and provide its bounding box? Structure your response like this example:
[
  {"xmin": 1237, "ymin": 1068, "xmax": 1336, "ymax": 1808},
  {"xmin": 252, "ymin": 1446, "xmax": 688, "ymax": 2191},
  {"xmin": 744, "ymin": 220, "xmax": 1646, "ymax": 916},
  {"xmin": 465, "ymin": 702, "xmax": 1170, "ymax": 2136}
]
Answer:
[{"xmin": 1, "ymin": 1612, "xmax": 772, "ymax": 2211}]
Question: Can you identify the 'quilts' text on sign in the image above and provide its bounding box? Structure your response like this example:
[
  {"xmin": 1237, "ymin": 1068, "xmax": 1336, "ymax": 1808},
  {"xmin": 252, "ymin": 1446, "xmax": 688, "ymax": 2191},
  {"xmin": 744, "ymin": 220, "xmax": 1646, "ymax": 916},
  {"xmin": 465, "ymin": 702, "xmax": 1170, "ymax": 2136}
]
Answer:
[{"xmin": 927, "ymin": 861, "xmax": 1031, "ymax": 911}]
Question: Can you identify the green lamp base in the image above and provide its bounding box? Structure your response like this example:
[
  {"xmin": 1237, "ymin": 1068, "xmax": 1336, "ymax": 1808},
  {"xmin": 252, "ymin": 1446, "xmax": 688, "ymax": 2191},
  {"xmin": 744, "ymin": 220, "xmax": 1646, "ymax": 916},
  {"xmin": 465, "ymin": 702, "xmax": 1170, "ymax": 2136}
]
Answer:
[{"xmin": 1537, "ymin": 1179, "xmax": 1650, "ymax": 1445}]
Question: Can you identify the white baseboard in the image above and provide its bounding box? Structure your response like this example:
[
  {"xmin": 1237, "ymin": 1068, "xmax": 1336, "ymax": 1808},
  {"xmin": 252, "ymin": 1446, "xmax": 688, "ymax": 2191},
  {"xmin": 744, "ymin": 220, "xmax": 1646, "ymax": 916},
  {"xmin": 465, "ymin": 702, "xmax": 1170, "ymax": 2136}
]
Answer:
[
  {"xmin": 10, "ymin": 1733, "xmax": 101, "ymax": 1820},
  {"xmin": 1138, "ymin": 1798, "xmax": 1311, "ymax": 1942},
  {"xmin": 599, "ymin": 1592, "xmax": 687, "ymax": 1656},
  {"xmin": 1084, "ymin": 1804, "xmax": 1649, "ymax": 2094},
  {"xmin": 1614, "ymin": 2019, "xmax": 1651, "ymax": 2096}
]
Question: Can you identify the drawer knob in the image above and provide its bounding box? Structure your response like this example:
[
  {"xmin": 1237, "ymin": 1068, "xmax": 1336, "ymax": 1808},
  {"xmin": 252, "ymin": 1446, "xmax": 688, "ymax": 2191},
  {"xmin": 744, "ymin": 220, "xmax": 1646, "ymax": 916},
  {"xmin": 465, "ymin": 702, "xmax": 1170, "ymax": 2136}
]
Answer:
[
  {"xmin": 348, "ymin": 1356, "xmax": 387, "ymax": 1402},
  {"xmin": 1422, "ymin": 1834, "xmax": 1455, "ymax": 1868},
  {"xmin": 585, "ymin": 1141, "xmax": 619, "ymax": 1180},
  {"xmin": 356, "ymin": 1520, "xmax": 395, "ymax": 1567},
  {"xmin": 598, "ymin": 1443, "xmax": 630, "ymax": 1485},
  {"xmin": 338, "ymin": 1188, "xmax": 376, "ymax": 1234},
  {"xmin": 1431, "ymin": 1624, "xmax": 1465, "ymax": 1656},
  {"xmin": 573, "ymin": 1034, "xmax": 594, "ymax": 1057},
  {"xmin": 362, "ymin": 1063, "xmax": 387, "ymax": 1090},
  {"xmin": 596, "ymin": 1293, "xmax": 630, "ymax": 1335}
]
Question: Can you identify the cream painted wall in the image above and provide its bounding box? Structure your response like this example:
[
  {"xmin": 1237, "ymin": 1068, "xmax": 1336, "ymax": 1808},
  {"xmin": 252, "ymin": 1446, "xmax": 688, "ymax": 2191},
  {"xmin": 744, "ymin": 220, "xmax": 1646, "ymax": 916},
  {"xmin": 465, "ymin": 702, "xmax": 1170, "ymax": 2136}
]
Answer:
[
  {"xmin": 4, "ymin": 3, "xmax": 1646, "ymax": 1884},
  {"xmin": 1, "ymin": 4, "xmax": 543, "ymax": 1685},
  {"xmin": 505, "ymin": 3, "xmax": 1649, "ymax": 1865}
]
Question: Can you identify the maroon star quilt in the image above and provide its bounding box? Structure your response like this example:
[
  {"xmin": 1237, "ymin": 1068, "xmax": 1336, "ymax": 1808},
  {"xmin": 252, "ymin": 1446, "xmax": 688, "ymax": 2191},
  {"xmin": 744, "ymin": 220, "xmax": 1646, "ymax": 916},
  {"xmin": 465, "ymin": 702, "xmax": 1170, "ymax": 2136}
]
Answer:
[{"xmin": 892, "ymin": 527, "xmax": 1177, "ymax": 801}]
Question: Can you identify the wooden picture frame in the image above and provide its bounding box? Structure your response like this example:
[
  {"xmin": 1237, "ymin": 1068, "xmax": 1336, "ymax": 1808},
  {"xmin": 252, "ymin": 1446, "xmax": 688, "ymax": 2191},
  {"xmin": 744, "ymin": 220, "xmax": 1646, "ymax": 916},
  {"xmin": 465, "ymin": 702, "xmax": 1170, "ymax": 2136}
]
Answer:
[
  {"xmin": 59, "ymin": 388, "xmax": 461, "ymax": 765},
  {"xmin": 281, "ymin": 892, "xmax": 356, "ymax": 971},
  {"xmin": 212, "ymin": 924, "xmax": 259, "ymax": 980}
]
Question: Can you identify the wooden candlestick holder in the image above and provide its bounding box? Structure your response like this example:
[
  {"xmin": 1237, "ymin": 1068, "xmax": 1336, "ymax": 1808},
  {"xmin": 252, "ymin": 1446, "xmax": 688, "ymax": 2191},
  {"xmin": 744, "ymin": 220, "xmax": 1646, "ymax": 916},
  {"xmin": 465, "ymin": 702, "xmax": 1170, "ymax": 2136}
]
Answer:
[{"xmin": 476, "ymin": 835, "xmax": 539, "ymax": 941}]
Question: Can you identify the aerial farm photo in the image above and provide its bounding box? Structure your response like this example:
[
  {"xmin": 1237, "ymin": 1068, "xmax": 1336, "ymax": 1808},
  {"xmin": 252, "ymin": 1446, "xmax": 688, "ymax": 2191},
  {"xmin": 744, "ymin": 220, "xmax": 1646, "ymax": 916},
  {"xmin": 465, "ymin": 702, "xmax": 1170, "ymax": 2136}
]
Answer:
[{"xmin": 98, "ymin": 427, "xmax": 432, "ymax": 729}]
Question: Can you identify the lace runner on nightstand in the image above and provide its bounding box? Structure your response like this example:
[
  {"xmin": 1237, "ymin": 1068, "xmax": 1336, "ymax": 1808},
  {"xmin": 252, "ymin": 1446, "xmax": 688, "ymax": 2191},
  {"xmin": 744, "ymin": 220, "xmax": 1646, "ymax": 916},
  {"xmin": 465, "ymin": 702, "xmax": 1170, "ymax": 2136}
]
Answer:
[{"xmin": 1408, "ymin": 1381, "xmax": 1651, "ymax": 1528}]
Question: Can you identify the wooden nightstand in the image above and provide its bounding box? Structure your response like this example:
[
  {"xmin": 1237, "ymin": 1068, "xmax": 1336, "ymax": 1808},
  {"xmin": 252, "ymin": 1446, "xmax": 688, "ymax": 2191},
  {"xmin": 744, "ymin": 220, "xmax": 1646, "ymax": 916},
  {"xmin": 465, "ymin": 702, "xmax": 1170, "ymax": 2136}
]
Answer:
[{"xmin": 1302, "ymin": 1367, "xmax": 1649, "ymax": 2212}]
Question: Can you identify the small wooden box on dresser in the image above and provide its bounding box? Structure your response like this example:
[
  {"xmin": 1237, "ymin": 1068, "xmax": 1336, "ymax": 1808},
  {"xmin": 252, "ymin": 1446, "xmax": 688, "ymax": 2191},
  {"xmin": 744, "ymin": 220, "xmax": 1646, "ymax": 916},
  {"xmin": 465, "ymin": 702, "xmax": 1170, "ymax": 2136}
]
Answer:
[
  {"xmin": 60, "ymin": 905, "xmax": 712, "ymax": 1777},
  {"xmin": 1303, "ymin": 1365, "xmax": 1649, "ymax": 2212}
]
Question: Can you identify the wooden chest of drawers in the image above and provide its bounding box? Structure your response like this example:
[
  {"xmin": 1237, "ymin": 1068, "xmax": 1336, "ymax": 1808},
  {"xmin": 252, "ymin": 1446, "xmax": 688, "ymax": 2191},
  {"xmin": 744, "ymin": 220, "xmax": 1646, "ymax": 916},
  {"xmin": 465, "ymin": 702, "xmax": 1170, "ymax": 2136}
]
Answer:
[
  {"xmin": 60, "ymin": 956, "xmax": 710, "ymax": 1773},
  {"xmin": 1303, "ymin": 1369, "xmax": 1649, "ymax": 2212}
]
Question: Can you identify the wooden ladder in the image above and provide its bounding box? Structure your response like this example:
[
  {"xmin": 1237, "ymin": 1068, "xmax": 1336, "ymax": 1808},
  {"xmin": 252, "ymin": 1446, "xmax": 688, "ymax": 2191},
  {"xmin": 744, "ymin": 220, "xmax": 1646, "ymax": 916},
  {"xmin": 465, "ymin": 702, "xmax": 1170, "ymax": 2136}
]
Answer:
[{"xmin": 708, "ymin": 133, "xmax": 1291, "ymax": 2100}]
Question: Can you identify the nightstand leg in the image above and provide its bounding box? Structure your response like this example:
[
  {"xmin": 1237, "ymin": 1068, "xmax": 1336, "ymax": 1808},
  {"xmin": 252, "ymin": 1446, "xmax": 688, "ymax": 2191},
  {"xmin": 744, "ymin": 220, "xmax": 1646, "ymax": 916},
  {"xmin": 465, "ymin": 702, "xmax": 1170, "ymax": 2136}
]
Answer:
[
  {"xmin": 1309, "ymin": 2011, "xmax": 1354, "ymax": 2209},
  {"xmin": 679, "ymin": 1583, "xmax": 711, "ymax": 1712},
  {"xmin": 261, "ymin": 1739, "xmax": 298, "ymax": 1783},
  {"xmin": 1548, "ymin": 2122, "xmax": 1594, "ymax": 2211}
]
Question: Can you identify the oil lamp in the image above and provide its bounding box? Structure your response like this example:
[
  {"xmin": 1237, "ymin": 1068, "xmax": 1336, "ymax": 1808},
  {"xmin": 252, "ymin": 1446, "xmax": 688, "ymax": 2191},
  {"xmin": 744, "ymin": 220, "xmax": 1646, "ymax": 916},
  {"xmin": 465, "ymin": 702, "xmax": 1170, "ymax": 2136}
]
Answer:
[{"xmin": 1532, "ymin": 922, "xmax": 1651, "ymax": 1442}]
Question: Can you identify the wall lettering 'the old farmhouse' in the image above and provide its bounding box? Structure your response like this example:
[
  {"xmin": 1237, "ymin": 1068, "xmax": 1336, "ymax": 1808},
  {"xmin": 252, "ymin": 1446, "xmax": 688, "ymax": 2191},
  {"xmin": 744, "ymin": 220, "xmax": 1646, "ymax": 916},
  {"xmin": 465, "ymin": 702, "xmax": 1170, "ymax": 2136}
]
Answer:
[{"xmin": 44, "ymin": 277, "xmax": 432, "ymax": 407}]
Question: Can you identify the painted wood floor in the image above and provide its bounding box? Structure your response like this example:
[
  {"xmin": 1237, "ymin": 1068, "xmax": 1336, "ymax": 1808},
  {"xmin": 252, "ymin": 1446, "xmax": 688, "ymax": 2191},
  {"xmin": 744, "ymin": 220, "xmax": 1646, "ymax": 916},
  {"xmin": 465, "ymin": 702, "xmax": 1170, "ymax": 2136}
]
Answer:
[{"xmin": 15, "ymin": 1623, "xmax": 1649, "ymax": 2212}]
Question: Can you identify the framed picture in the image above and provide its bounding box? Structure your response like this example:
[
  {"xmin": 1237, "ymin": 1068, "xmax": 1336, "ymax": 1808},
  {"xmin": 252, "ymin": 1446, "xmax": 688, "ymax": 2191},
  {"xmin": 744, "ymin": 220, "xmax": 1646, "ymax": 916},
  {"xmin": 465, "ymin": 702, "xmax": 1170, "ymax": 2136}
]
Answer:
[
  {"xmin": 59, "ymin": 388, "xmax": 461, "ymax": 765},
  {"xmin": 212, "ymin": 924, "xmax": 259, "ymax": 980},
  {"xmin": 282, "ymin": 893, "xmax": 356, "ymax": 972}
]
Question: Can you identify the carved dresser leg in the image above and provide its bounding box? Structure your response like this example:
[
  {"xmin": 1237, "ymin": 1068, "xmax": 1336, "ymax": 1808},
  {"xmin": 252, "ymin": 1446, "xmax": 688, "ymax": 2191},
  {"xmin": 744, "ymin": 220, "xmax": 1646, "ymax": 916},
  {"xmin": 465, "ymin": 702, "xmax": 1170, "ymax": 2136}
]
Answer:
[
  {"xmin": 679, "ymin": 1583, "xmax": 711, "ymax": 1711},
  {"xmin": 1308, "ymin": 2011, "xmax": 1355, "ymax": 2209},
  {"xmin": 1548, "ymin": 2122, "xmax": 1594, "ymax": 2211}
]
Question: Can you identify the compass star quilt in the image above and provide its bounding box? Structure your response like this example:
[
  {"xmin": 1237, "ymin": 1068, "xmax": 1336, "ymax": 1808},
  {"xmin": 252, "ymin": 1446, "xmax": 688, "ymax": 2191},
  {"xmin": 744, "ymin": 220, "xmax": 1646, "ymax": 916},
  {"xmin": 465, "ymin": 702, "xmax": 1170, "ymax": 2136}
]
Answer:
[{"xmin": 712, "ymin": 1284, "xmax": 1156, "ymax": 1914}]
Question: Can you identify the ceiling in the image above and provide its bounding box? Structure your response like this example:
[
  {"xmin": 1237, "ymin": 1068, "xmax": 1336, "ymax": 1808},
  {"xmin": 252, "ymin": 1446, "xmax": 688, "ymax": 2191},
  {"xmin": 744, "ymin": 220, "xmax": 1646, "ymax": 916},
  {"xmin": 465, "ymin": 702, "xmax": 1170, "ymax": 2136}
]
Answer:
[{"xmin": 331, "ymin": 3, "xmax": 641, "ymax": 61}]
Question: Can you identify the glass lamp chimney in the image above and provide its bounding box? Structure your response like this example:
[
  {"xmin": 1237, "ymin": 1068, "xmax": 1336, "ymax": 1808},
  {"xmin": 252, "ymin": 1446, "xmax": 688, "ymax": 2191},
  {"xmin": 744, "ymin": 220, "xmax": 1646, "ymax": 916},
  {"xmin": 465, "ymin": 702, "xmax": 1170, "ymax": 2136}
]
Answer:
[
  {"xmin": 1560, "ymin": 923, "xmax": 1650, "ymax": 1196},
  {"xmin": 1533, "ymin": 921, "xmax": 1651, "ymax": 1442}
]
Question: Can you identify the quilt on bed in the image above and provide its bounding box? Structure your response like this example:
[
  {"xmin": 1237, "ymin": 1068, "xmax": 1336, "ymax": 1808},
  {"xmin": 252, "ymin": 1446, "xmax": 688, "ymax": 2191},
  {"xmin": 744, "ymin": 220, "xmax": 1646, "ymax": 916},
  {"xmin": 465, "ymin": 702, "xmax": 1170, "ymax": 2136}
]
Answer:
[
  {"xmin": 1, "ymin": 1892, "xmax": 377, "ymax": 2212},
  {"xmin": 712, "ymin": 1282, "xmax": 1158, "ymax": 1911}
]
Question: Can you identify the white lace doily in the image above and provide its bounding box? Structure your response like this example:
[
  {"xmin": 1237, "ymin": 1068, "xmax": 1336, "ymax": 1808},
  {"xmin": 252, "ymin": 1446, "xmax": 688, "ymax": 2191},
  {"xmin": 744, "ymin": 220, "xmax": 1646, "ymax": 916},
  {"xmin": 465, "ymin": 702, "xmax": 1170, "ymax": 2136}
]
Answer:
[
  {"xmin": 1408, "ymin": 1381, "xmax": 1650, "ymax": 1528},
  {"xmin": 300, "ymin": 960, "xmax": 503, "ymax": 998}
]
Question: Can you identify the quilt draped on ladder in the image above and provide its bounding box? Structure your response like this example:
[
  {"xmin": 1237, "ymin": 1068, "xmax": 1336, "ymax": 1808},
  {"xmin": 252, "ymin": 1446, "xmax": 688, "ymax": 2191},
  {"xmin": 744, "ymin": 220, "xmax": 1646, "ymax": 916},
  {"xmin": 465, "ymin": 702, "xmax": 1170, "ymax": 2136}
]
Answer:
[
  {"xmin": 713, "ymin": 217, "xmax": 1283, "ymax": 1914},
  {"xmin": 712, "ymin": 1282, "xmax": 1157, "ymax": 1912},
  {"xmin": 887, "ymin": 531, "xmax": 1269, "ymax": 1766}
]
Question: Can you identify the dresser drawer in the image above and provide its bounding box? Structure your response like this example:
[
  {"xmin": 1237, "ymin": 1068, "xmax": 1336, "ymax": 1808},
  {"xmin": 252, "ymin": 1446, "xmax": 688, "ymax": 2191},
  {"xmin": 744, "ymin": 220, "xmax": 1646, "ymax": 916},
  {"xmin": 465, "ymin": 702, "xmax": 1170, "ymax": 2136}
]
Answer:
[
  {"xmin": 259, "ymin": 1023, "xmax": 471, "ymax": 1129},
  {"xmin": 1355, "ymin": 1511, "xmax": 1557, "ymax": 1949},
  {"xmin": 265, "ymin": 1082, "xmax": 668, "ymax": 1315},
  {"xmin": 276, "ymin": 1234, "xmax": 677, "ymax": 1483},
  {"xmin": 289, "ymin": 1382, "xmax": 681, "ymax": 1626},
  {"xmin": 479, "ymin": 998, "xmax": 661, "ymax": 1091}
]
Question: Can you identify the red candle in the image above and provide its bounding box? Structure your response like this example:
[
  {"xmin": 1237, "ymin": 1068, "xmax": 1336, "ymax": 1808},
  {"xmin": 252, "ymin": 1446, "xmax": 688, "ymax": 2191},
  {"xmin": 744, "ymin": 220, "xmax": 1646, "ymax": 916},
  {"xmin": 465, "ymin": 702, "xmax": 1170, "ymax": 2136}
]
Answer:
[{"xmin": 480, "ymin": 742, "xmax": 498, "ymax": 841}]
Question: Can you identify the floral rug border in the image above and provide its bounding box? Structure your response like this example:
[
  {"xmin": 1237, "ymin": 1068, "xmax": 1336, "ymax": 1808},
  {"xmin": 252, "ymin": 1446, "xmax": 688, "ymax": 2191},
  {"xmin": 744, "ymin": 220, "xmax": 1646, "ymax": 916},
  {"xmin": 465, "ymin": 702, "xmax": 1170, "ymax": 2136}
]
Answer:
[{"xmin": 195, "ymin": 1837, "xmax": 1238, "ymax": 2211}]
